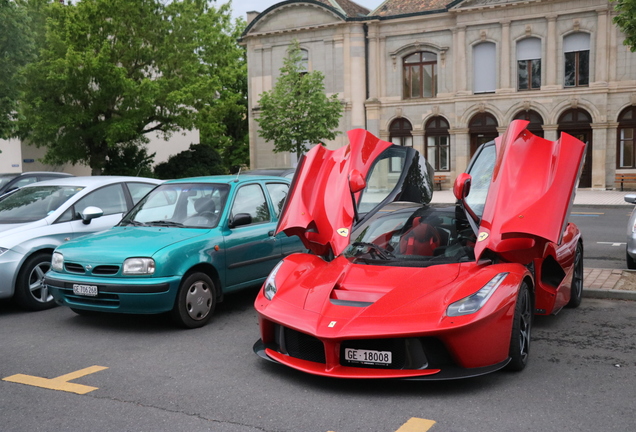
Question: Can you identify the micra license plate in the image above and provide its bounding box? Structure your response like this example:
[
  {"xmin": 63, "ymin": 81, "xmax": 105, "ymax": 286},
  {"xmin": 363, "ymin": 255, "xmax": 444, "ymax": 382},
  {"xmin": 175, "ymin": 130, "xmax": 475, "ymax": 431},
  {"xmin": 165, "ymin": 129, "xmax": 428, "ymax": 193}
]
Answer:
[{"xmin": 72, "ymin": 284, "xmax": 98, "ymax": 297}]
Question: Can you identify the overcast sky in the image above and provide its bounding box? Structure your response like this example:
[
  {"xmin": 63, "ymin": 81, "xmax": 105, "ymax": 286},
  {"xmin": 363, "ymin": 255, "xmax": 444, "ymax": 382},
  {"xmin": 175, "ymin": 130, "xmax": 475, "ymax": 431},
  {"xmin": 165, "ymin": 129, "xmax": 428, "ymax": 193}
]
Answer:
[{"xmin": 226, "ymin": 0, "xmax": 386, "ymax": 21}]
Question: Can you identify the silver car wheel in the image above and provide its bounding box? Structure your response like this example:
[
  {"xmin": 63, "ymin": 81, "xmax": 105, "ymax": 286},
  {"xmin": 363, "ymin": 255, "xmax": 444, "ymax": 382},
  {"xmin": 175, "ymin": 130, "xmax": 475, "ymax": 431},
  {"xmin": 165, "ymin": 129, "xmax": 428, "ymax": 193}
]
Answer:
[{"xmin": 185, "ymin": 280, "xmax": 213, "ymax": 321}]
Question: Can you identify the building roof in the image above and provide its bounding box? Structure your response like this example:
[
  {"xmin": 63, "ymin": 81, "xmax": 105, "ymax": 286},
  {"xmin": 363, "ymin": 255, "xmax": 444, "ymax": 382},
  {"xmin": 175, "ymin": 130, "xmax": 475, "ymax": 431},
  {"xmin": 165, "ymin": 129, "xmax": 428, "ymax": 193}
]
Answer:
[
  {"xmin": 372, "ymin": 0, "xmax": 451, "ymax": 17},
  {"xmin": 313, "ymin": 0, "xmax": 370, "ymax": 17}
]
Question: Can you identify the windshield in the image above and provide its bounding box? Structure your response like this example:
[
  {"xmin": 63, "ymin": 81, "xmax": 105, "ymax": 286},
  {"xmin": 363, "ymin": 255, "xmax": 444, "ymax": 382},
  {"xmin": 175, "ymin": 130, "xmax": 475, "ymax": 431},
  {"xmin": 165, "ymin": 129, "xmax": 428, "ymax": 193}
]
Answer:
[
  {"xmin": 120, "ymin": 183, "xmax": 229, "ymax": 229},
  {"xmin": 0, "ymin": 186, "xmax": 83, "ymax": 223},
  {"xmin": 0, "ymin": 174, "xmax": 18, "ymax": 189},
  {"xmin": 343, "ymin": 204, "xmax": 475, "ymax": 267}
]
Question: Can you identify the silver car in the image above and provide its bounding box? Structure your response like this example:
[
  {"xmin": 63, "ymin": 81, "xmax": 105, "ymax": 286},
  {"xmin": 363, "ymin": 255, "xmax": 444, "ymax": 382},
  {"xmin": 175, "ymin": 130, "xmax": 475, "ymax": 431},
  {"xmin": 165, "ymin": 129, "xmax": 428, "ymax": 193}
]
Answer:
[
  {"xmin": 0, "ymin": 176, "xmax": 162, "ymax": 310},
  {"xmin": 625, "ymin": 194, "xmax": 636, "ymax": 269}
]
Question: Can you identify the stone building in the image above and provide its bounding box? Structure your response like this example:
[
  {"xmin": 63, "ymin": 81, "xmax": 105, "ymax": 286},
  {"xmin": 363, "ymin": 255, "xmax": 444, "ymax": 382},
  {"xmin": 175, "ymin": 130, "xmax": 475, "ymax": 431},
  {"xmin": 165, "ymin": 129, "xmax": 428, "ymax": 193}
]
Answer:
[{"xmin": 241, "ymin": 0, "xmax": 636, "ymax": 189}]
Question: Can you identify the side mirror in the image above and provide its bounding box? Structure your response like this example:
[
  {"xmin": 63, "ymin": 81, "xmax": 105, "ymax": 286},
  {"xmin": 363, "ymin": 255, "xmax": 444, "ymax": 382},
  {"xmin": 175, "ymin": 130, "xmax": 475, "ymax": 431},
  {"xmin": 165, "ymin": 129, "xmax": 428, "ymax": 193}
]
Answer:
[
  {"xmin": 230, "ymin": 213, "xmax": 252, "ymax": 228},
  {"xmin": 80, "ymin": 206, "xmax": 104, "ymax": 225},
  {"xmin": 625, "ymin": 193, "xmax": 636, "ymax": 204},
  {"xmin": 453, "ymin": 173, "xmax": 472, "ymax": 201},
  {"xmin": 349, "ymin": 169, "xmax": 366, "ymax": 193}
]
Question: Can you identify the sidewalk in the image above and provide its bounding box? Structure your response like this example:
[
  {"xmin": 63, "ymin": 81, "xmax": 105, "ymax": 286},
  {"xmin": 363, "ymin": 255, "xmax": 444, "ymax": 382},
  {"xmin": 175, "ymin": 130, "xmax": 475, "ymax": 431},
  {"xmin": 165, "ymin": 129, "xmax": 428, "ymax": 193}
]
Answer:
[{"xmin": 431, "ymin": 187, "xmax": 636, "ymax": 302}]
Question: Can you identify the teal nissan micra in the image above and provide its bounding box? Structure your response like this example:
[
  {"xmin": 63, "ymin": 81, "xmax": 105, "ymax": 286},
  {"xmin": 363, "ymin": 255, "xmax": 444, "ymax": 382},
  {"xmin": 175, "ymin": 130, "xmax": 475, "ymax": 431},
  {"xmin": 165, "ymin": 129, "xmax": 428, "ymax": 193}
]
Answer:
[{"xmin": 45, "ymin": 175, "xmax": 303, "ymax": 328}]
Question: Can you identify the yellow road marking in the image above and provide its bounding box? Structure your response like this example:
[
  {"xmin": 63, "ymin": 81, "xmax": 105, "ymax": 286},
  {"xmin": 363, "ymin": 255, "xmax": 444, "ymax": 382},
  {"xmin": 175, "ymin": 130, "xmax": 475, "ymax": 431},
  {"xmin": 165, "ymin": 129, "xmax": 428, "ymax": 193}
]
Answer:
[
  {"xmin": 396, "ymin": 418, "xmax": 436, "ymax": 432},
  {"xmin": 2, "ymin": 365, "xmax": 108, "ymax": 395},
  {"xmin": 328, "ymin": 417, "xmax": 436, "ymax": 432}
]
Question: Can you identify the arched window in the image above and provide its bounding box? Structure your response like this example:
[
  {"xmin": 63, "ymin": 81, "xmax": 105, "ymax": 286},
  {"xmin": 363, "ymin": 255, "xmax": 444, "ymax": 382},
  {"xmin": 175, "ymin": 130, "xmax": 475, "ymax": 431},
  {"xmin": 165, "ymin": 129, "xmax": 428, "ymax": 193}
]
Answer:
[
  {"xmin": 517, "ymin": 38, "xmax": 541, "ymax": 90},
  {"xmin": 514, "ymin": 110, "xmax": 544, "ymax": 137},
  {"xmin": 403, "ymin": 52, "xmax": 437, "ymax": 99},
  {"xmin": 425, "ymin": 117, "xmax": 450, "ymax": 171},
  {"xmin": 618, "ymin": 107, "xmax": 636, "ymax": 169},
  {"xmin": 564, "ymin": 33, "xmax": 590, "ymax": 87},
  {"xmin": 469, "ymin": 112, "xmax": 498, "ymax": 156},
  {"xmin": 473, "ymin": 42, "xmax": 496, "ymax": 93},
  {"xmin": 558, "ymin": 108, "xmax": 592, "ymax": 187},
  {"xmin": 389, "ymin": 118, "xmax": 413, "ymax": 147}
]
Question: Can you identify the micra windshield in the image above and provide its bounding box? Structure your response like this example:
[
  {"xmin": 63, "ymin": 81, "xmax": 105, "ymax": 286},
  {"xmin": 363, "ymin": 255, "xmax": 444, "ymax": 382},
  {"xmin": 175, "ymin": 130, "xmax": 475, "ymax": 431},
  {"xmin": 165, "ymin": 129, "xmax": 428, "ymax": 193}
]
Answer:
[
  {"xmin": 120, "ymin": 183, "xmax": 230, "ymax": 229},
  {"xmin": 344, "ymin": 203, "xmax": 476, "ymax": 267}
]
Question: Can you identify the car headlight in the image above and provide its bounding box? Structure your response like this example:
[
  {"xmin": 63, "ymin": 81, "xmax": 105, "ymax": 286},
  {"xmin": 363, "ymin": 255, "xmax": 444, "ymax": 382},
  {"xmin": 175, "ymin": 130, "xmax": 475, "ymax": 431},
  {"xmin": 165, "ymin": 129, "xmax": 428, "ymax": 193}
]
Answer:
[
  {"xmin": 264, "ymin": 260, "xmax": 284, "ymax": 301},
  {"xmin": 123, "ymin": 258, "xmax": 155, "ymax": 275},
  {"xmin": 447, "ymin": 272, "xmax": 509, "ymax": 317},
  {"xmin": 52, "ymin": 252, "xmax": 64, "ymax": 271}
]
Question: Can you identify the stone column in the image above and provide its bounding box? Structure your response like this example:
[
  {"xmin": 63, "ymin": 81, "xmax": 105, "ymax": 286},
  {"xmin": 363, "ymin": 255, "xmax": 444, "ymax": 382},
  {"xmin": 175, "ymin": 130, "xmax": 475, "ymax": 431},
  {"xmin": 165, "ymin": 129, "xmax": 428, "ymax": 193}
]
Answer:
[
  {"xmin": 592, "ymin": 123, "xmax": 609, "ymax": 190},
  {"xmin": 542, "ymin": 124, "xmax": 559, "ymax": 142},
  {"xmin": 451, "ymin": 128, "xmax": 470, "ymax": 174},
  {"xmin": 412, "ymin": 129, "xmax": 425, "ymax": 156},
  {"xmin": 594, "ymin": 7, "xmax": 609, "ymax": 86},
  {"xmin": 498, "ymin": 20, "xmax": 513, "ymax": 93},
  {"xmin": 347, "ymin": 24, "xmax": 367, "ymax": 130},
  {"xmin": 454, "ymin": 26, "xmax": 469, "ymax": 95},
  {"xmin": 544, "ymin": 15, "xmax": 559, "ymax": 90}
]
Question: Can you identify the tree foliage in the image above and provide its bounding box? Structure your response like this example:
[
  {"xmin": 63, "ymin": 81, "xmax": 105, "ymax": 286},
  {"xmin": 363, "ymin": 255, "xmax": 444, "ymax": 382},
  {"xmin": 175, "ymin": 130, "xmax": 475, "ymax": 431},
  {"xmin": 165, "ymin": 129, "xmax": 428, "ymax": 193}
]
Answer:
[
  {"xmin": 102, "ymin": 141, "xmax": 155, "ymax": 177},
  {"xmin": 19, "ymin": 0, "xmax": 246, "ymax": 174},
  {"xmin": 153, "ymin": 143, "xmax": 226, "ymax": 180},
  {"xmin": 255, "ymin": 40, "xmax": 343, "ymax": 157},
  {"xmin": 0, "ymin": 0, "xmax": 33, "ymax": 138},
  {"xmin": 614, "ymin": 0, "xmax": 636, "ymax": 51}
]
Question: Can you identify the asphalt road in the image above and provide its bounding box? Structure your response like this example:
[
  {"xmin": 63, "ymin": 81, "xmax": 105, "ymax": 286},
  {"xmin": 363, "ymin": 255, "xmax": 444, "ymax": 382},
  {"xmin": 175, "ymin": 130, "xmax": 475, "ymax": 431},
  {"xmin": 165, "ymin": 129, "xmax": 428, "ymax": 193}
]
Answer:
[
  {"xmin": 570, "ymin": 205, "xmax": 632, "ymax": 270},
  {"xmin": 1, "ymin": 292, "xmax": 635, "ymax": 432}
]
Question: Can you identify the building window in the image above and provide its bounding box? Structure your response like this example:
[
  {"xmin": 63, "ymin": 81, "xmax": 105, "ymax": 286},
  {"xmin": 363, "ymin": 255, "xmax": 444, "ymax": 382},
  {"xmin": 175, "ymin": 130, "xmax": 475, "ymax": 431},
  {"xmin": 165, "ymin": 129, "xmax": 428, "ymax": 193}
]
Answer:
[
  {"xmin": 298, "ymin": 48, "xmax": 309, "ymax": 74},
  {"xmin": 425, "ymin": 117, "xmax": 450, "ymax": 171},
  {"xmin": 389, "ymin": 118, "xmax": 413, "ymax": 172},
  {"xmin": 403, "ymin": 52, "xmax": 437, "ymax": 99},
  {"xmin": 473, "ymin": 42, "xmax": 496, "ymax": 93},
  {"xmin": 517, "ymin": 38, "xmax": 541, "ymax": 90},
  {"xmin": 564, "ymin": 33, "xmax": 590, "ymax": 87},
  {"xmin": 469, "ymin": 112, "xmax": 498, "ymax": 156},
  {"xmin": 513, "ymin": 110, "xmax": 544, "ymax": 137},
  {"xmin": 618, "ymin": 107, "xmax": 636, "ymax": 169}
]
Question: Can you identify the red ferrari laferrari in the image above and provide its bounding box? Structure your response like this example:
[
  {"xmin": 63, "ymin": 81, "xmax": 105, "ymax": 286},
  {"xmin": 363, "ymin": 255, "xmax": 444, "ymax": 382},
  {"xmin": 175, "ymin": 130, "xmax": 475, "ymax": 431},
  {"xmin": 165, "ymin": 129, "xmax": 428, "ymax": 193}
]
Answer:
[{"xmin": 253, "ymin": 120, "xmax": 586, "ymax": 379}]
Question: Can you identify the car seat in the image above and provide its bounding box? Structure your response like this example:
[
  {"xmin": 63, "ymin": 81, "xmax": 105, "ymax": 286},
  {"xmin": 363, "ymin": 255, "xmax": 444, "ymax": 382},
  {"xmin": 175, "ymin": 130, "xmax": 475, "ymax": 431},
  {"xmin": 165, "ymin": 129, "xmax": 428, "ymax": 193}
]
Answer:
[{"xmin": 399, "ymin": 217, "xmax": 441, "ymax": 256}]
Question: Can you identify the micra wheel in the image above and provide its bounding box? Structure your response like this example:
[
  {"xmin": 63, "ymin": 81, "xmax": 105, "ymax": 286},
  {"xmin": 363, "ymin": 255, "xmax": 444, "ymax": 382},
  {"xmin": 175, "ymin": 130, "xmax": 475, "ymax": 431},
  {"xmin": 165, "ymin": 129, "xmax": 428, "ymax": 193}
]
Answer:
[
  {"xmin": 567, "ymin": 243, "xmax": 584, "ymax": 308},
  {"xmin": 14, "ymin": 252, "xmax": 56, "ymax": 311},
  {"xmin": 506, "ymin": 281, "xmax": 532, "ymax": 372},
  {"xmin": 170, "ymin": 272, "xmax": 216, "ymax": 329}
]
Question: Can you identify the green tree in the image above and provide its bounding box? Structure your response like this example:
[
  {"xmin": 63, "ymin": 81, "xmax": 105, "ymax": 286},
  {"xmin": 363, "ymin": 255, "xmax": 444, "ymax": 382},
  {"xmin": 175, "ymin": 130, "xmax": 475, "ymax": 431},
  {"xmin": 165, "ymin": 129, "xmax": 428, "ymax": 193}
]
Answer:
[
  {"xmin": 153, "ymin": 143, "xmax": 226, "ymax": 180},
  {"xmin": 614, "ymin": 0, "xmax": 636, "ymax": 51},
  {"xmin": 102, "ymin": 141, "xmax": 155, "ymax": 177},
  {"xmin": 0, "ymin": 0, "xmax": 33, "ymax": 139},
  {"xmin": 256, "ymin": 39, "xmax": 343, "ymax": 158},
  {"xmin": 19, "ymin": 0, "xmax": 245, "ymax": 175}
]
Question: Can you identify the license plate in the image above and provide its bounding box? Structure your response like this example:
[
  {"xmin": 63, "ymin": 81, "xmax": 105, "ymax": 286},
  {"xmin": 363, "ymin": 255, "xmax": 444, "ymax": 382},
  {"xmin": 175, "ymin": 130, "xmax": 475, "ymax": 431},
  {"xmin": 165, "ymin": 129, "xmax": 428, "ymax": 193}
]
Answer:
[
  {"xmin": 344, "ymin": 348, "xmax": 392, "ymax": 365},
  {"xmin": 72, "ymin": 284, "xmax": 98, "ymax": 297}
]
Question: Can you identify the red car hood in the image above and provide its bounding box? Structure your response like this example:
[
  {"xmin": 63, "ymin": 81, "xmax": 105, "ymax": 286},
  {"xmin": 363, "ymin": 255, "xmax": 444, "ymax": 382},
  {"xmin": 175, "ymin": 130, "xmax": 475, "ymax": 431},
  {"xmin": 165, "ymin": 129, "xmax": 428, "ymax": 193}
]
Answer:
[
  {"xmin": 276, "ymin": 129, "xmax": 392, "ymax": 257},
  {"xmin": 473, "ymin": 120, "xmax": 586, "ymax": 262}
]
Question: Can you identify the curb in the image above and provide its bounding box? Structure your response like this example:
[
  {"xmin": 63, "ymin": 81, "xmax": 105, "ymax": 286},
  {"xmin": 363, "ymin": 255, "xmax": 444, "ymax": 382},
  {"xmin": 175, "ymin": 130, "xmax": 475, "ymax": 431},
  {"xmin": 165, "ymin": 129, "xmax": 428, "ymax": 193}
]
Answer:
[{"xmin": 583, "ymin": 289, "xmax": 636, "ymax": 302}]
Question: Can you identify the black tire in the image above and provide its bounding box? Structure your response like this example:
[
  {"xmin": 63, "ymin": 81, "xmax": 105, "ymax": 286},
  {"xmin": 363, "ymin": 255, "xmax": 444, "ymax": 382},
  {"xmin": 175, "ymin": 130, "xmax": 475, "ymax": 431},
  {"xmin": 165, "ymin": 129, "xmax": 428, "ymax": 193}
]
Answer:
[
  {"xmin": 567, "ymin": 243, "xmax": 584, "ymax": 308},
  {"xmin": 506, "ymin": 281, "xmax": 532, "ymax": 372},
  {"xmin": 13, "ymin": 252, "xmax": 56, "ymax": 311},
  {"xmin": 627, "ymin": 248, "xmax": 636, "ymax": 270},
  {"xmin": 170, "ymin": 272, "xmax": 216, "ymax": 329}
]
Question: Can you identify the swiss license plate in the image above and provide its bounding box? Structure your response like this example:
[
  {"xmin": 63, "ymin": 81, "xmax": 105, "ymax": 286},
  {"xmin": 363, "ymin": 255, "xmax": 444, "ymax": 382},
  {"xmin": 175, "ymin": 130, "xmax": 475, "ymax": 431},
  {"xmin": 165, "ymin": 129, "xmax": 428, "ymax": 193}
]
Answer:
[
  {"xmin": 72, "ymin": 284, "xmax": 98, "ymax": 297},
  {"xmin": 344, "ymin": 348, "xmax": 392, "ymax": 365}
]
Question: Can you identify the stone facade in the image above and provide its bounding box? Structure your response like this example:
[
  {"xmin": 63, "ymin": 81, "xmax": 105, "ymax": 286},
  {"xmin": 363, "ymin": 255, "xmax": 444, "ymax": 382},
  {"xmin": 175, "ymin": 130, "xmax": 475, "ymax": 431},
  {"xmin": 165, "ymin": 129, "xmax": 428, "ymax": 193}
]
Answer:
[{"xmin": 241, "ymin": 0, "xmax": 636, "ymax": 190}]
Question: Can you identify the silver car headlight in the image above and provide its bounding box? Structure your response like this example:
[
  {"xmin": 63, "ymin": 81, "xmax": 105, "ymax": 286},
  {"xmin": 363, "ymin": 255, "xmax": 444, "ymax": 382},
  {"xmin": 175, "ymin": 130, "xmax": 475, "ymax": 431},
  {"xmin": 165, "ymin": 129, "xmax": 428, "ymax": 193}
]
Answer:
[
  {"xmin": 264, "ymin": 260, "xmax": 284, "ymax": 301},
  {"xmin": 123, "ymin": 258, "xmax": 155, "ymax": 275},
  {"xmin": 447, "ymin": 273, "xmax": 509, "ymax": 317},
  {"xmin": 52, "ymin": 252, "xmax": 64, "ymax": 271}
]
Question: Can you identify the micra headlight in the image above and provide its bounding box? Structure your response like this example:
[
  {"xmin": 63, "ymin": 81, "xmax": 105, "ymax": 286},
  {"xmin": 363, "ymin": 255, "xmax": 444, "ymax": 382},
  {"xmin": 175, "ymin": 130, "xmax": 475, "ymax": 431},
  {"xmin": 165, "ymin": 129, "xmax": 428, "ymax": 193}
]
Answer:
[
  {"xmin": 447, "ymin": 273, "xmax": 509, "ymax": 317},
  {"xmin": 123, "ymin": 258, "xmax": 155, "ymax": 275},
  {"xmin": 264, "ymin": 260, "xmax": 284, "ymax": 301},
  {"xmin": 52, "ymin": 252, "xmax": 64, "ymax": 271}
]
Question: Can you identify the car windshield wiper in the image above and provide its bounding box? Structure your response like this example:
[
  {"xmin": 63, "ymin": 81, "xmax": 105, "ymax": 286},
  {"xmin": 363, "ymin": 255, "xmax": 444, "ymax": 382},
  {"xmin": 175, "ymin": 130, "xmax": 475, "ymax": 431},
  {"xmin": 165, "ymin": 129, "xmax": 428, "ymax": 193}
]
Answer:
[
  {"xmin": 350, "ymin": 242, "xmax": 395, "ymax": 260},
  {"xmin": 146, "ymin": 220, "xmax": 184, "ymax": 227},
  {"xmin": 120, "ymin": 220, "xmax": 148, "ymax": 227}
]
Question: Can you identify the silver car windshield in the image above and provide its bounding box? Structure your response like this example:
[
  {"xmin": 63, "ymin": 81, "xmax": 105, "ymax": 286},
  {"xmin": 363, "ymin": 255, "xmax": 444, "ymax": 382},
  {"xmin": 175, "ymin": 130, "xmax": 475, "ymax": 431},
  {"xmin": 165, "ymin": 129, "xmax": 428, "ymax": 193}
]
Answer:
[
  {"xmin": 121, "ymin": 183, "xmax": 230, "ymax": 229},
  {"xmin": 0, "ymin": 186, "xmax": 84, "ymax": 223}
]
